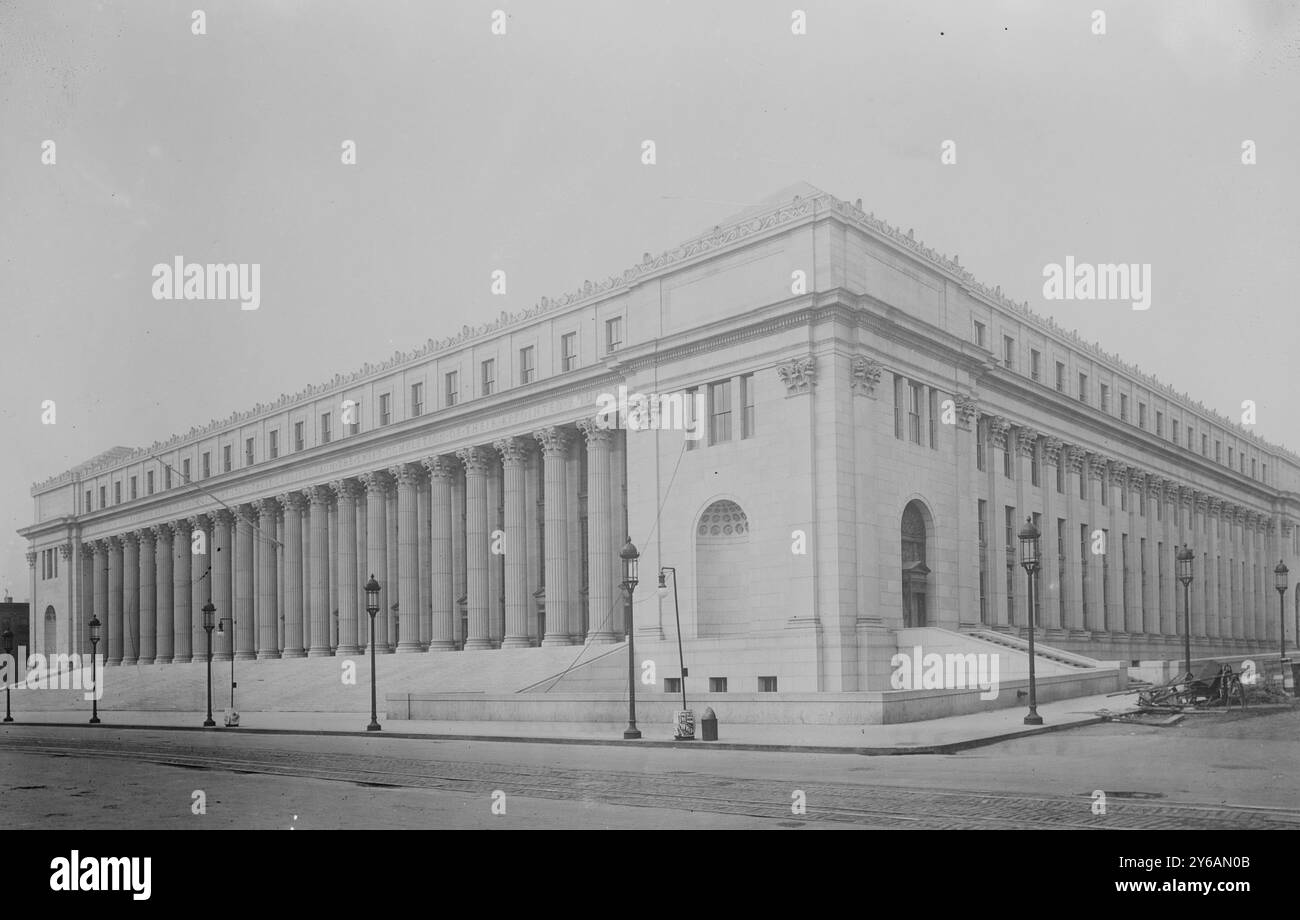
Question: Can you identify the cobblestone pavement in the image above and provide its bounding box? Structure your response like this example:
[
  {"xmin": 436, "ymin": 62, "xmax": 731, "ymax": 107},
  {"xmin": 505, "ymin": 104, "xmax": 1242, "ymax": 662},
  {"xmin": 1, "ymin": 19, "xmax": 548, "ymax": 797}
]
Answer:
[{"xmin": 5, "ymin": 708, "xmax": 1300, "ymax": 829}]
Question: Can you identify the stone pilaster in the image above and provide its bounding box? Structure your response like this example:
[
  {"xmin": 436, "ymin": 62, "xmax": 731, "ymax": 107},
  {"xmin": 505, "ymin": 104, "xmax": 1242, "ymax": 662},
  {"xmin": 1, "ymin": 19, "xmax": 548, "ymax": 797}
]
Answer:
[
  {"xmin": 486, "ymin": 456, "xmax": 504, "ymax": 645},
  {"xmin": 535, "ymin": 427, "xmax": 573, "ymax": 645},
  {"xmin": 986, "ymin": 417, "xmax": 1010, "ymax": 626},
  {"xmin": 1040, "ymin": 438, "xmax": 1062, "ymax": 630},
  {"xmin": 1103, "ymin": 461, "xmax": 1122, "ymax": 632},
  {"xmin": 566, "ymin": 436, "xmax": 584, "ymax": 639},
  {"xmin": 1160, "ymin": 482, "xmax": 1177, "ymax": 637},
  {"xmin": 92, "ymin": 539, "xmax": 110, "ymax": 662},
  {"xmin": 495, "ymin": 438, "xmax": 533, "ymax": 648},
  {"xmin": 1063, "ymin": 446, "xmax": 1086, "ymax": 630},
  {"xmin": 189, "ymin": 515, "xmax": 209, "ymax": 662},
  {"xmin": 417, "ymin": 473, "xmax": 432, "ymax": 650}
]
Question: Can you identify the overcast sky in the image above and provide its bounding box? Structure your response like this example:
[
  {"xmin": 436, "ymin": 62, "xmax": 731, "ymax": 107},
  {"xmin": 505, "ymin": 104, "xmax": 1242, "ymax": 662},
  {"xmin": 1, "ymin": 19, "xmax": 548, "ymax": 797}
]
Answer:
[{"xmin": 2, "ymin": 0, "xmax": 1297, "ymax": 602}]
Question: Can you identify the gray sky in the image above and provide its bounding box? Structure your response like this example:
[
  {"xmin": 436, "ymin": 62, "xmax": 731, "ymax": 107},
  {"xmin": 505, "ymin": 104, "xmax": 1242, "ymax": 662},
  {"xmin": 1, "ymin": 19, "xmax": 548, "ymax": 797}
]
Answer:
[{"xmin": 2, "ymin": 0, "xmax": 1298, "ymax": 602}]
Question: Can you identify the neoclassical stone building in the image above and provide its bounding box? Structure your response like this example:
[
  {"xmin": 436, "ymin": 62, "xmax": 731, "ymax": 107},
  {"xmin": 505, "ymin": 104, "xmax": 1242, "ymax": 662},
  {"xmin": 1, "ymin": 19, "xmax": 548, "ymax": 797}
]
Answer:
[{"xmin": 20, "ymin": 183, "xmax": 1300, "ymax": 695}]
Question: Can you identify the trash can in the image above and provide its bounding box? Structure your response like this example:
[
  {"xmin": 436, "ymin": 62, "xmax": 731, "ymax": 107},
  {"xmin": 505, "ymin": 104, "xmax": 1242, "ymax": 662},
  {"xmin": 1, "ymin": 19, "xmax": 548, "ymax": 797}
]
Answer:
[{"xmin": 700, "ymin": 706, "xmax": 718, "ymax": 741}]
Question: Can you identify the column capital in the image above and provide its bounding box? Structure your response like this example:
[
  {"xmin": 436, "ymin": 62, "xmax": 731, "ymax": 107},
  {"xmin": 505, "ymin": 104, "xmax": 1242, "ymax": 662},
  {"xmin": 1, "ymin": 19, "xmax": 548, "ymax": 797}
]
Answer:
[
  {"xmin": 494, "ymin": 436, "xmax": 534, "ymax": 466},
  {"xmin": 850, "ymin": 356, "xmax": 884, "ymax": 397},
  {"xmin": 776, "ymin": 354, "xmax": 816, "ymax": 396},
  {"xmin": 1065, "ymin": 444, "xmax": 1087, "ymax": 474},
  {"xmin": 150, "ymin": 523, "xmax": 172, "ymax": 542},
  {"xmin": 1015, "ymin": 427, "xmax": 1038, "ymax": 458},
  {"xmin": 58, "ymin": 540, "xmax": 75, "ymax": 559},
  {"xmin": 422, "ymin": 455, "xmax": 460, "ymax": 482},
  {"xmin": 25, "ymin": 549, "xmax": 36, "ymax": 568},
  {"xmin": 575, "ymin": 418, "xmax": 615, "ymax": 448},
  {"xmin": 1041, "ymin": 437, "xmax": 1064, "ymax": 466},
  {"xmin": 137, "ymin": 528, "xmax": 156, "ymax": 547},
  {"xmin": 304, "ymin": 484, "xmax": 333, "ymax": 508},
  {"xmin": 387, "ymin": 463, "xmax": 424, "ymax": 488},
  {"xmin": 533, "ymin": 426, "xmax": 572, "ymax": 456},
  {"xmin": 81, "ymin": 541, "xmax": 96, "ymax": 558},
  {"xmin": 119, "ymin": 530, "xmax": 140, "ymax": 547},
  {"xmin": 456, "ymin": 446, "xmax": 495, "ymax": 473},
  {"xmin": 1106, "ymin": 459, "xmax": 1129, "ymax": 481},
  {"xmin": 1208, "ymin": 497, "xmax": 1223, "ymax": 516},
  {"xmin": 988, "ymin": 416, "xmax": 1011, "ymax": 449},
  {"xmin": 1194, "ymin": 493, "xmax": 1210, "ymax": 513},
  {"xmin": 329, "ymin": 478, "xmax": 362, "ymax": 502},
  {"xmin": 212, "ymin": 507, "xmax": 235, "ymax": 527},
  {"xmin": 187, "ymin": 513, "xmax": 210, "ymax": 531},
  {"xmin": 252, "ymin": 497, "xmax": 280, "ymax": 519},
  {"xmin": 278, "ymin": 491, "xmax": 307, "ymax": 512},
  {"xmin": 1086, "ymin": 453, "xmax": 1108, "ymax": 481},
  {"xmin": 359, "ymin": 469, "xmax": 393, "ymax": 496},
  {"xmin": 954, "ymin": 393, "xmax": 979, "ymax": 429}
]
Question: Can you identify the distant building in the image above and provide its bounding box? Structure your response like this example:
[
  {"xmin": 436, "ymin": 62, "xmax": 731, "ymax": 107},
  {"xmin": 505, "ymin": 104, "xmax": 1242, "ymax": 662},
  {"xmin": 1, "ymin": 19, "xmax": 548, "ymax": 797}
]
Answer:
[
  {"xmin": 0, "ymin": 595, "xmax": 30, "ymax": 652},
  {"xmin": 17, "ymin": 183, "xmax": 1300, "ymax": 696}
]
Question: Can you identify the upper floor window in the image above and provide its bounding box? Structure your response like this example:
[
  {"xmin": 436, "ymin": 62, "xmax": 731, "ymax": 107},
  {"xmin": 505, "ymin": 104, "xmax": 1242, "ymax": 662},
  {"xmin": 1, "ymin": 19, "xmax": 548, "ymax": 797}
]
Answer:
[
  {"xmin": 1215, "ymin": 440, "xmax": 1222, "ymax": 462},
  {"xmin": 1100, "ymin": 384, "xmax": 1110, "ymax": 413},
  {"xmin": 165, "ymin": 467, "xmax": 172, "ymax": 489},
  {"xmin": 410, "ymin": 382, "xmax": 424, "ymax": 418},
  {"xmin": 100, "ymin": 485, "xmax": 107, "ymax": 508},
  {"xmin": 244, "ymin": 438, "xmax": 254, "ymax": 466},
  {"xmin": 973, "ymin": 321, "xmax": 986, "ymax": 348},
  {"xmin": 740, "ymin": 373, "xmax": 755, "ymax": 439},
  {"xmin": 130, "ymin": 476, "xmax": 137, "ymax": 500},
  {"xmin": 709, "ymin": 379, "xmax": 732, "ymax": 444},
  {"xmin": 1171, "ymin": 420, "xmax": 1179, "ymax": 444},
  {"xmin": 1201, "ymin": 433, "xmax": 1208, "ymax": 456},
  {"xmin": 1055, "ymin": 362, "xmax": 1065, "ymax": 392},
  {"xmin": 146, "ymin": 471, "xmax": 154, "ymax": 495},
  {"xmin": 294, "ymin": 421, "xmax": 305, "ymax": 451},
  {"xmin": 85, "ymin": 489, "xmax": 92, "ymax": 510},
  {"xmin": 182, "ymin": 458, "xmax": 191, "ymax": 481},
  {"xmin": 561, "ymin": 332, "xmax": 578, "ymax": 371},
  {"xmin": 908, "ymin": 382, "xmax": 923, "ymax": 444},
  {"xmin": 445, "ymin": 371, "xmax": 459, "ymax": 407},
  {"xmin": 1139, "ymin": 404, "xmax": 1147, "ymax": 429},
  {"xmin": 1077, "ymin": 373, "xmax": 1088, "ymax": 403},
  {"xmin": 346, "ymin": 402, "xmax": 360, "ymax": 436},
  {"xmin": 519, "ymin": 346, "xmax": 535, "ymax": 385},
  {"xmin": 605, "ymin": 317, "xmax": 623, "ymax": 354},
  {"xmin": 379, "ymin": 392, "xmax": 391, "ymax": 426},
  {"xmin": 321, "ymin": 412, "xmax": 332, "ymax": 444},
  {"xmin": 481, "ymin": 359, "xmax": 495, "ymax": 397},
  {"xmin": 202, "ymin": 452, "xmax": 211, "ymax": 478},
  {"xmin": 223, "ymin": 444, "xmax": 232, "ymax": 472},
  {"xmin": 1228, "ymin": 446, "xmax": 1234, "ymax": 468},
  {"xmin": 1120, "ymin": 393, "xmax": 1129, "ymax": 422},
  {"xmin": 1030, "ymin": 349, "xmax": 1041, "ymax": 382},
  {"xmin": 1156, "ymin": 411, "xmax": 1164, "ymax": 437},
  {"xmin": 1002, "ymin": 335, "xmax": 1015, "ymax": 369},
  {"xmin": 269, "ymin": 430, "xmax": 279, "ymax": 459},
  {"xmin": 114, "ymin": 482, "xmax": 122, "ymax": 504}
]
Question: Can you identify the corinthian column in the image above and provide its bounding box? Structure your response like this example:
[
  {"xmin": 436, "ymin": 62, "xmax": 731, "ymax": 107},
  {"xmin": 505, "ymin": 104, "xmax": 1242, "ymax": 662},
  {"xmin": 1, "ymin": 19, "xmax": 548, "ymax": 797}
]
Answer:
[
  {"xmin": 121, "ymin": 532, "xmax": 139, "ymax": 665},
  {"xmin": 579, "ymin": 419, "xmax": 618, "ymax": 643},
  {"xmin": 306, "ymin": 487, "xmax": 333, "ymax": 656},
  {"xmin": 233, "ymin": 506, "xmax": 256, "ymax": 660},
  {"xmin": 390, "ymin": 464, "xmax": 424, "ymax": 653},
  {"xmin": 423, "ymin": 456, "xmax": 457, "ymax": 651},
  {"xmin": 359, "ymin": 471, "xmax": 393, "ymax": 653},
  {"xmin": 280, "ymin": 492, "xmax": 306, "ymax": 657},
  {"xmin": 189, "ymin": 515, "xmax": 209, "ymax": 661},
  {"xmin": 417, "ymin": 473, "xmax": 432, "ymax": 649},
  {"xmin": 496, "ymin": 438, "xmax": 533, "ymax": 648},
  {"xmin": 535, "ymin": 427, "xmax": 572, "ymax": 646},
  {"xmin": 138, "ymin": 529, "xmax": 156, "ymax": 664},
  {"xmin": 458, "ymin": 447, "xmax": 494, "ymax": 650},
  {"xmin": 212, "ymin": 509, "xmax": 233, "ymax": 661},
  {"xmin": 153, "ymin": 525, "xmax": 173, "ymax": 663},
  {"xmin": 171, "ymin": 523, "xmax": 192, "ymax": 663},
  {"xmin": 93, "ymin": 539, "xmax": 109, "ymax": 661},
  {"xmin": 253, "ymin": 499, "xmax": 281, "ymax": 659},
  {"xmin": 331, "ymin": 481, "xmax": 362, "ymax": 655},
  {"xmin": 107, "ymin": 536, "xmax": 124, "ymax": 666}
]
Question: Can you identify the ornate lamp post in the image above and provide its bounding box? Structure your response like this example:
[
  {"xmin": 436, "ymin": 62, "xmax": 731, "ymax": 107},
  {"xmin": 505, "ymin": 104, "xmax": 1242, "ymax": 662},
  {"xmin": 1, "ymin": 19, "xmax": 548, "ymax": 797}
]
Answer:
[
  {"xmin": 658, "ymin": 567, "xmax": 691, "ymax": 739},
  {"xmin": 365, "ymin": 575, "xmax": 382, "ymax": 732},
  {"xmin": 620, "ymin": 539, "xmax": 640, "ymax": 740},
  {"xmin": 2, "ymin": 628, "xmax": 13, "ymax": 723},
  {"xmin": 88, "ymin": 615, "xmax": 101, "ymax": 724},
  {"xmin": 1016, "ymin": 518, "xmax": 1043, "ymax": 726},
  {"xmin": 202, "ymin": 601, "xmax": 216, "ymax": 727},
  {"xmin": 1275, "ymin": 561, "xmax": 1289, "ymax": 657},
  {"xmin": 1177, "ymin": 545, "xmax": 1195, "ymax": 679}
]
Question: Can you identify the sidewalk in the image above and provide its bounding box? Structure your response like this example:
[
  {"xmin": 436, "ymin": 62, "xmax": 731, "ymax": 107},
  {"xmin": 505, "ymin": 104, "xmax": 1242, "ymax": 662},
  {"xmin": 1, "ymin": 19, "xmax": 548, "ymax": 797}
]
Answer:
[{"xmin": 0, "ymin": 692, "xmax": 1127, "ymax": 754}]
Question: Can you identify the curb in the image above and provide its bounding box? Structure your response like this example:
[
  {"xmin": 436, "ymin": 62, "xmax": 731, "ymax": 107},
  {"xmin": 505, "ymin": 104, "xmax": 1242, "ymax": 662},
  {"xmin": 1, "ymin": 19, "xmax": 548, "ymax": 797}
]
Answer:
[{"xmin": 1, "ymin": 714, "xmax": 1108, "ymax": 755}]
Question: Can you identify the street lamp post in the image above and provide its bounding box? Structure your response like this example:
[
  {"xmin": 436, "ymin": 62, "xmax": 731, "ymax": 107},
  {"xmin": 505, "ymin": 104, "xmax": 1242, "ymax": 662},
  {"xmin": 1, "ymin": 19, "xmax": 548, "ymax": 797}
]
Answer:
[
  {"xmin": 1016, "ymin": 517, "xmax": 1043, "ymax": 726},
  {"xmin": 1177, "ymin": 545, "xmax": 1195, "ymax": 679},
  {"xmin": 2, "ymin": 628, "xmax": 13, "ymax": 723},
  {"xmin": 657, "ymin": 567, "xmax": 691, "ymax": 739},
  {"xmin": 88, "ymin": 615, "xmax": 101, "ymax": 724},
  {"xmin": 215, "ymin": 616, "xmax": 237, "ymax": 721},
  {"xmin": 620, "ymin": 539, "xmax": 640, "ymax": 740},
  {"xmin": 202, "ymin": 601, "xmax": 216, "ymax": 727},
  {"xmin": 365, "ymin": 575, "xmax": 382, "ymax": 732},
  {"xmin": 1274, "ymin": 561, "xmax": 1289, "ymax": 658}
]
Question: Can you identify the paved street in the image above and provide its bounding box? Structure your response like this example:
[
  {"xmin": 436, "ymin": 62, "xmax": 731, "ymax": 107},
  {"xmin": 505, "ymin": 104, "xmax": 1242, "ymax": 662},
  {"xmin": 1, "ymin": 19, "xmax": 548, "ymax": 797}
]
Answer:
[{"xmin": 3, "ymin": 706, "xmax": 1298, "ymax": 829}]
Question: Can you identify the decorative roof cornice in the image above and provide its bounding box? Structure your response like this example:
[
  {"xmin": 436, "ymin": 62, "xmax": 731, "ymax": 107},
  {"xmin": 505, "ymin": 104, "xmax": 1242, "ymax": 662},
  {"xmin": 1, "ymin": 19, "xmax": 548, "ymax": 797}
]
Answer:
[{"xmin": 32, "ymin": 186, "xmax": 1298, "ymax": 493}]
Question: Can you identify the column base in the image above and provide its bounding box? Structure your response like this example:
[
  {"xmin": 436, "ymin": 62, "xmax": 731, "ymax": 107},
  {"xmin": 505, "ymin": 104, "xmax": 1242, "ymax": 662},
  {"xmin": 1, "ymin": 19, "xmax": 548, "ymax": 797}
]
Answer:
[
  {"xmin": 426, "ymin": 641, "xmax": 456, "ymax": 652},
  {"xmin": 541, "ymin": 635, "xmax": 572, "ymax": 647},
  {"xmin": 282, "ymin": 648, "xmax": 307, "ymax": 658},
  {"xmin": 586, "ymin": 632, "xmax": 619, "ymax": 644},
  {"xmin": 106, "ymin": 658, "xmax": 122, "ymax": 667},
  {"xmin": 464, "ymin": 638, "xmax": 494, "ymax": 650},
  {"xmin": 171, "ymin": 655, "xmax": 191, "ymax": 664},
  {"xmin": 256, "ymin": 650, "xmax": 282, "ymax": 660},
  {"xmin": 214, "ymin": 652, "xmax": 233, "ymax": 662},
  {"xmin": 234, "ymin": 652, "xmax": 257, "ymax": 661},
  {"xmin": 501, "ymin": 636, "xmax": 532, "ymax": 648},
  {"xmin": 375, "ymin": 646, "xmax": 395, "ymax": 655},
  {"xmin": 395, "ymin": 642, "xmax": 423, "ymax": 653},
  {"xmin": 137, "ymin": 657, "xmax": 155, "ymax": 665},
  {"xmin": 335, "ymin": 644, "xmax": 361, "ymax": 656},
  {"xmin": 307, "ymin": 647, "xmax": 334, "ymax": 657},
  {"xmin": 121, "ymin": 657, "xmax": 137, "ymax": 666}
]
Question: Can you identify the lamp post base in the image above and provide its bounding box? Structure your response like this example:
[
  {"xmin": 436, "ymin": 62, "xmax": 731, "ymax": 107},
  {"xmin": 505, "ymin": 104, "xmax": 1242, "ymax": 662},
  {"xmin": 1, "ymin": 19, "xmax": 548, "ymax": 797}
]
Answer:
[
  {"xmin": 1024, "ymin": 712, "xmax": 1043, "ymax": 726},
  {"xmin": 623, "ymin": 728, "xmax": 641, "ymax": 739},
  {"xmin": 366, "ymin": 722, "xmax": 382, "ymax": 732},
  {"xmin": 203, "ymin": 718, "xmax": 216, "ymax": 727},
  {"xmin": 89, "ymin": 717, "xmax": 100, "ymax": 724}
]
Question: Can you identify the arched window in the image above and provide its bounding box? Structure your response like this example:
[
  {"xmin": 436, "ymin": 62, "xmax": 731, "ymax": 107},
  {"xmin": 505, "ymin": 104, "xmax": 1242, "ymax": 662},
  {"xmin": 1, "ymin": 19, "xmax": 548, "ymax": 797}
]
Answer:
[
  {"xmin": 694, "ymin": 500, "xmax": 751, "ymax": 636},
  {"xmin": 901, "ymin": 502, "xmax": 931, "ymax": 627}
]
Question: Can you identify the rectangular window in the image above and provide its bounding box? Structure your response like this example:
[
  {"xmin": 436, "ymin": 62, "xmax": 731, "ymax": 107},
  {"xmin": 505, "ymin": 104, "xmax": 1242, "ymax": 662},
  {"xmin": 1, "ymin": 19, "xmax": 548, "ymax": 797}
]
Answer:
[
  {"xmin": 85, "ymin": 489, "xmax": 92, "ymax": 511},
  {"xmin": 978, "ymin": 499, "xmax": 988, "ymax": 546},
  {"xmin": 294, "ymin": 421, "xmax": 304, "ymax": 452},
  {"xmin": 269, "ymin": 430, "xmax": 279, "ymax": 459},
  {"xmin": 685, "ymin": 387, "xmax": 700, "ymax": 451},
  {"xmin": 1100, "ymin": 384, "xmax": 1110, "ymax": 413},
  {"xmin": 1171, "ymin": 420, "xmax": 1179, "ymax": 444},
  {"xmin": 1228, "ymin": 445, "xmax": 1234, "ymax": 467},
  {"xmin": 1055, "ymin": 362, "xmax": 1065, "ymax": 393},
  {"xmin": 1078, "ymin": 373, "xmax": 1088, "ymax": 403},
  {"xmin": 1216, "ymin": 440, "xmax": 1222, "ymax": 462},
  {"xmin": 182, "ymin": 458, "xmax": 191, "ymax": 481},
  {"xmin": 1003, "ymin": 335, "xmax": 1015, "ymax": 369},
  {"xmin": 893, "ymin": 375, "xmax": 906, "ymax": 440},
  {"xmin": 100, "ymin": 485, "xmax": 107, "ymax": 508},
  {"xmin": 908, "ymin": 382, "xmax": 923, "ymax": 444},
  {"xmin": 165, "ymin": 468, "xmax": 172, "ymax": 489},
  {"xmin": 976, "ymin": 418, "xmax": 986, "ymax": 471},
  {"xmin": 1120, "ymin": 393, "xmax": 1129, "ymax": 422},
  {"xmin": 1187, "ymin": 427, "xmax": 1194, "ymax": 450},
  {"xmin": 664, "ymin": 678, "xmax": 681, "ymax": 694},
  {"xmin": 114, "ymin": 482, "xmax": 121, "ymax": 504},
  {"xmin": 321, "ymin": 412, "xmax": 332, "ymax": 444},
  {"xmin": 202, "ymin": 452, "xmax": 211, "ymax": 479},
  {"xmin": 1262, "ymin": 462, "xmax": 1267, "ymax": 483},
  {"xmin": 928, "ymin": 389, "xmax": 938, "ymax": 448},
  {"xmin": 1156, "ymin": 411, "xmax": 1164, "ymax": 437},
  {"xmin": 709, "ymin": 380, "xmax": 732, "ymax": 444},
  {"xmin": 379, "ymin": 393, "xmax": 391, "ymax": 426},
  {"xmin": 147, "ymin": 471, "xmax": 154, "ymax": 495},
  {"xmin": 758, "ymin": 676, "xmax": 778, "ymax": 692},
  {"xmin": 1202, "ymin": 433, "xmax": 1208, "ymax": 456},
  {"xmin": 1030, "ymin": 349, "xmax": 1041, "ymax": 382},
  {"xmin": 1101, "ymin": 473, "xmax": 1108, "ymax": 506},
  {"xmin": 1056, "ymin": 456, "xmax": 1064, "ymax": 494},
  {"xmin": 1003, "ymin": 433, "xmax": 1012, "ymax": 479},
  {"xmin": 245, "ymin": 438, "xmax": 254, "ymax": 466},
  {"xmin": 1120, "ymin": 478, "xmax": 1127, "ymax": 511},
  {"xmin": 1139, "ymin": 404, "xmax": 1147, "ymax": 429},
  {"xmin": 130, "ymin": 476, "xmax": 137, "ymax": 500},
  {"xmin": 973, "ymin": 320, "xmax": 986, "ymax": 348},
  {"xmin": 347, "ymin": 403, "xmax": 360, "ymax": 436},
  {"xmin": 1030, "ymin": 440, "xmax": 1040, "ymax": 487},
  {"xmin": 410, "ymin": 382, "xmax": 424, "ymax": 418},
  {"xmin": 481, "ymin": 360, "xmax": 495, "ymax": 397},
  {"xmin": 1006, "ymin": 506, "xmax": 1017, "ymax": 623},
  {"xmin": 709, "ymin": 677, "xmax": 728, "ymax": 693},
  {"xmin": 446, "ymin": 371, "xmax": 459, "ymax": 408},
  {"xmin": 561, "ymin": 332, "xmax": 578, "ymax": 372},
  {"xmin": 519, "ymin": 346, "xmax": 535, "ymax": 385},
  {"xmin": 223, "ymin": 444, "xmax": 232, "ymax": 472},
  {"xmin": 740, "ymin": 373, "xmax": 755, "ymax": 438},
  {"xmin": 605, "ymin": 317, "xmax": 623, "ymax": 354}
]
